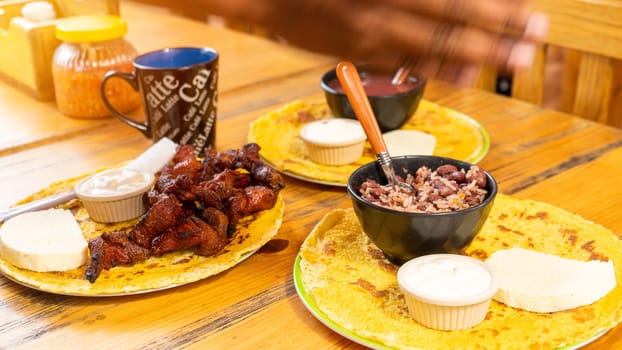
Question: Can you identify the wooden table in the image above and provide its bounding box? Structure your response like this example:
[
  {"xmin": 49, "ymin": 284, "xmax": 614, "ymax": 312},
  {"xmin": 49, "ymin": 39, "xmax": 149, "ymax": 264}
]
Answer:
[{"xmin": 1, "ymin": 2, "xmax": 621, "ymax": 349}]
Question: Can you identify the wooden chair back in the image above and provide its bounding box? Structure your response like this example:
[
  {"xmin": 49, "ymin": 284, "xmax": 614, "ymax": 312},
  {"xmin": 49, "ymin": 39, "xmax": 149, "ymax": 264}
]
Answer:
[{"xmin": 478, "ymin": 0, "xmax": 622, "ymax": 127}]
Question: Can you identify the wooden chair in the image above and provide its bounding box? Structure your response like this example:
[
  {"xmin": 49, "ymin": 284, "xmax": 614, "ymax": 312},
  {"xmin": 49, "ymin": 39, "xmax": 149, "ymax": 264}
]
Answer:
[
  {"xmin": 155, "ymin": 5, "xmax": 279, "ymax": 41},
  {"xmin": 477, "ymin": 0, "xmax": 622, "ymax": 127}
]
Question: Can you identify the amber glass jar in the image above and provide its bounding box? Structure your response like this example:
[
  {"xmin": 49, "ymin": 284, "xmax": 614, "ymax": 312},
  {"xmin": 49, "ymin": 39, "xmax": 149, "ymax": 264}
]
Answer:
[{"xmin": 52, "ymin": 15, "xmax": 140, "ymax": 118}]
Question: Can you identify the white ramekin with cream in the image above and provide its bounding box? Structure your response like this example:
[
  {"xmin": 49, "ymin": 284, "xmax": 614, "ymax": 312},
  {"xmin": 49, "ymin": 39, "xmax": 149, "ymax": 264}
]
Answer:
[
  {"xmin": 75, "ymin": 168, "xmax": 154, "ymax": 223},
  {"xmin": 299, "ymin": 118, "xmax": 366, "ymax": 165},
  {"xmin": 397, "ymin": 253, "xmax": 499, "ymax": 331}
]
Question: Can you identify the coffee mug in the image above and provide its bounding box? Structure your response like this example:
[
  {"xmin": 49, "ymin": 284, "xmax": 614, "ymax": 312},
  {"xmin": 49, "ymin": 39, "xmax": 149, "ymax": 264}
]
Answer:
[{"xmin": 101, "ymin": 47, "xmax": 218, "ymax": 155}]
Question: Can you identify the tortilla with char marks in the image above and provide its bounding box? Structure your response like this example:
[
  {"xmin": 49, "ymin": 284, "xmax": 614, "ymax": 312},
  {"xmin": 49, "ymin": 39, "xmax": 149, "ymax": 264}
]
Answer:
[{"xmin": 298, "ymin": 194, "xmax": 622, "ymax": 349}]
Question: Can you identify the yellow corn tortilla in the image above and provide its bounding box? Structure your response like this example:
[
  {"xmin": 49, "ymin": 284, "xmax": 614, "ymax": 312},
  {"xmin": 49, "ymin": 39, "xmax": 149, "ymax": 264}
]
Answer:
[
  {"xmin": 0, "ymin": 172, "xmax": 285, "ymax": 296},
  {"xmin": 298, "ymin": 194, "xmax": 622, "ymax": 349},
  {"xmin": 248, "ymin": 99, "xmax": 488, "ymax": 185}
]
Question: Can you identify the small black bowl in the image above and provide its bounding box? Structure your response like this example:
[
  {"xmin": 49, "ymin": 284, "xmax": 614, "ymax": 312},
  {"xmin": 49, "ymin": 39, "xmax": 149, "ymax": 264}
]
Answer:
[
  {"xmin": 346, "ymin": 155, "xmax": 497, "ymax": 265},
  {"xmin": 321, "ymin": 65, "xmax": 426, "ymax": 132}
]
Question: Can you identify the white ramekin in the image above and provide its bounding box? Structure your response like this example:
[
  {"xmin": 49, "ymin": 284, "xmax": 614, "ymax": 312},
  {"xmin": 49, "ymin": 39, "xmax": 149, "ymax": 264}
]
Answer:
[
  {"xmin": 397, "ymin": 254, "xmax": 499, "ymax": 331},
  {"xmin": 74, "ymin": 169, "xmax": 154, "ymax": 223},
  {"xmin": 300, "ymin": 118, "xmax": 366, "ymax": 165}
]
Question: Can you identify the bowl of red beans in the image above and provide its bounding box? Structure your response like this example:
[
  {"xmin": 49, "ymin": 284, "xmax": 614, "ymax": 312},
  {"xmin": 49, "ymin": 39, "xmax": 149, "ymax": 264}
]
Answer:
[{"xmin": 346, "ymin": 155, "xmax": 497, "ymax": 264}]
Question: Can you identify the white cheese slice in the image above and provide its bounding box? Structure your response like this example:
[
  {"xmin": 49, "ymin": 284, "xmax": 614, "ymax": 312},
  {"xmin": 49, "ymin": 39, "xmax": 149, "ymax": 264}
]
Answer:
[
  {"xmin": 486, "ymin": 247, "xmax": 616, "ymax": 313},
  {"xmin": 0, "ymin": 209, "xmax": 87, "ymax": 272},
  {"xmin": 382, "ymin": 129, "xmax": 436, "ymax": 157}
]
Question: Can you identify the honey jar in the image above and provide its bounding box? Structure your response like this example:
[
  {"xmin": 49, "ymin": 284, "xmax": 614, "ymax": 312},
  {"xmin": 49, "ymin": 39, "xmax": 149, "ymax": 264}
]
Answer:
[{"xmin": 52, "ymin": 15, "xmax": 140, "ymax": 118}]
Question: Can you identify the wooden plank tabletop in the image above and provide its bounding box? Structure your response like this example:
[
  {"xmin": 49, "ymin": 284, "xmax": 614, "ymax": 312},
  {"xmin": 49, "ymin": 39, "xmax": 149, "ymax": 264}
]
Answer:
[{"xmin": 1, "ymin": 2, "xmax": 621, "ymax": 349}]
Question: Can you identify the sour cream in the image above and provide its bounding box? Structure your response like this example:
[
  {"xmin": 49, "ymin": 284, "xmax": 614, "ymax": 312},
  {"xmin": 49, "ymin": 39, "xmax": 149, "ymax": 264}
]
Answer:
[
  {"xmin": 300, "ymin": 118, "xmax": 366, "ymax": 146},
  {"xmin": 76, "ymin": 168, "xmax": 153, "ymax": 197},
  {"xmin": 398, "ymin": 254, "xmax": 494, "ymax": 300}
]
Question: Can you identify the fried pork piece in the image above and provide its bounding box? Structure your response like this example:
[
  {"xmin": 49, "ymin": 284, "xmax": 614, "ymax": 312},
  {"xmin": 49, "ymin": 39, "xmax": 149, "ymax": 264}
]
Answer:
[
  {"xmin": 154, "ymin": 145, "xmax": 203, "ymax": 200},
  {"xmin": 151, "ymin": 215, "xmax": 228, "ymax": 257},
  {"xmin": 204, "ymin": 144, "xmax": 284, "ymax": 189},
  {"xmin": 85, "ymin": 231, "xmax": 150, "ymax": 283},
  {"xmin": 166, "ymin": 145, "xmax": 203, "ymax": 180},
  {"xmin": 202, "ymin": 143, "xmax": 260, "ymax": 176},
  {"xmin": 251, "ymin": 162, "xmax": 284, "ymax": 191},
  {"xmin": 226, "ymin": 185, "xmax": 280, "ymax": 231},
  {"xmin": 191, "ymin": 169, "xmax": 250, "ymax": 209},
  {"xmin": 129, "ymin": 194, "xmax": 185, "ymax": 249},
  {"xmin": 243, "ymin": 185, "xmax": 280, "ymax": 214},
  {"xmin": 192, "ymin": 168, "xmax": 279, "ymax": 233},
  {"xmin": 236, "ymin": 143, "xmax": 262, "ymax": 170},
  {"xmin": 204, "ymin": 148, "xmax": 237, "ymax": 174},
  {"xmin": 154, "ymin": 173, "xmax": 197, "ymax": 201},
  {"xmin": 200, "ymin": 207, "xmax": 229, "ymax": 238}
]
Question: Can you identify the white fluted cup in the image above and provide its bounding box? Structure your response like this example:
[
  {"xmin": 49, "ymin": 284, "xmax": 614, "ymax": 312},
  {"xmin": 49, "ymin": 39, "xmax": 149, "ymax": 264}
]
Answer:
[
  {"xmin": 300, "ymin": 118, "xmax": 366, "ymax": 166},
  {"xmin": 397, "ymin": 254, "xmax": 499, "ymax": 331},
  {"xmin": 75, "ymin": 168, "xmax": 154, "ymax": 223}
]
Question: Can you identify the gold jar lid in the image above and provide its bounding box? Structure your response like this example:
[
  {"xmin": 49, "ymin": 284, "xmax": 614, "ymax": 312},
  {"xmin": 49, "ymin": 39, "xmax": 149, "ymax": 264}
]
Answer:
[{"xmin": 55, "ymin": 15, "xmax": 127, "ymax": 42}]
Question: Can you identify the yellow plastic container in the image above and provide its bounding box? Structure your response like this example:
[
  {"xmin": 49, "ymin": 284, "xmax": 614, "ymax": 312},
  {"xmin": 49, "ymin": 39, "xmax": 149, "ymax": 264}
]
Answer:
[
  {"xmin": 52, "ymin": 15, "xmax": 139, "ymax": 118},
  {"xmin": 0, "ymin": 1, "xmax": 59, "ymax": 100}
]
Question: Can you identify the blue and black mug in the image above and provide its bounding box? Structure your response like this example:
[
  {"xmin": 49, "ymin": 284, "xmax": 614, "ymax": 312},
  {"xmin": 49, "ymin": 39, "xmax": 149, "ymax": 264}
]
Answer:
[{"xmin": 101, "ymin": 47, "xmax": 218, "ymax": 155}]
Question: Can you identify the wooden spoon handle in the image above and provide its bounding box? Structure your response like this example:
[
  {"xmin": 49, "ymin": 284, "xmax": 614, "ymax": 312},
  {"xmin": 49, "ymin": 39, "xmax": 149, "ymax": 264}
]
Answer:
[{"xmin": 336, "ymin": 61, "xmax": 387, "ymax": 155}]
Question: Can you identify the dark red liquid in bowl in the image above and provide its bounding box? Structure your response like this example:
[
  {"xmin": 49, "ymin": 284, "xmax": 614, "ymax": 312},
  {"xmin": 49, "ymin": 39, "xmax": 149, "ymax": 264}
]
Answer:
[{"xmin": 327, "ymin": 72, "xmax": 419, "ymax": 96}]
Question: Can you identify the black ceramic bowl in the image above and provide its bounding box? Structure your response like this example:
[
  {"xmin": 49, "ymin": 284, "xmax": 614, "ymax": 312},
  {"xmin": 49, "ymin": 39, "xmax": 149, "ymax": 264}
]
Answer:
[
  {"xmin": 321, "ymin": 65, "xmax": 426, "ymax": 132},
  {"xmin": 346, "ymin": 155, "xmax": 497, "ymax": 265}
]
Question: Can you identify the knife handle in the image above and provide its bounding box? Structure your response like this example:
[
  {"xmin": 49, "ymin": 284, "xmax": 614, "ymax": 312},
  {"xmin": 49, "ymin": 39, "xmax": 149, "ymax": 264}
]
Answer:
[{"xmin": 0, "ymin": 190, "xmax": 77, "ymax": 224}]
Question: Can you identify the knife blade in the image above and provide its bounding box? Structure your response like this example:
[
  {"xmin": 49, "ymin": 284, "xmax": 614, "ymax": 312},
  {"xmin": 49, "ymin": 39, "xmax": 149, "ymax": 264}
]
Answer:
[{"xmin": 0, "ymin": 138, "xmax": 178, "ymax": 224}]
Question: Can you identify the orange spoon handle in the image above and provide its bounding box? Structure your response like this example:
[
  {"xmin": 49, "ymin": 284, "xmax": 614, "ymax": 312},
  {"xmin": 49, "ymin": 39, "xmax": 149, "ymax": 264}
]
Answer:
[{"xmin": 335, "ymin": 61, "xmax": 387, "ymax": 155}]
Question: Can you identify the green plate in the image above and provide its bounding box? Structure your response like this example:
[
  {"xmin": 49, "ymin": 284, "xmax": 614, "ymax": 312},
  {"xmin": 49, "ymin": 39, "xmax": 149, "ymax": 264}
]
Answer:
[{"xmin": 293, "ymin": 254, "xmax": 608, "ymax": 350}]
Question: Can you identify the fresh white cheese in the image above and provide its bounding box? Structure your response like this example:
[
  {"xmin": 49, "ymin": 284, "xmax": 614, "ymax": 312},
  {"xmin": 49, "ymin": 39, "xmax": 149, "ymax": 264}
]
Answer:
[
  {"xmin": 486, "ymin": 247, "xmax": 616, "ymax": 313},
  {"xmin": 382, "ymin": 129, "xmax": 436, "ymax": 157},
  {"xmin": 0, "ymin": 209, "xmax": 87, "ymax": 272}
]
